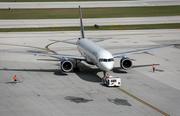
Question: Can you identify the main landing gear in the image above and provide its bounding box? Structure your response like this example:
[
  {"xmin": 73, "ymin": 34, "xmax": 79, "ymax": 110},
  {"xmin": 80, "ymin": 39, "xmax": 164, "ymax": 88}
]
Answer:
[{"xmin": 73, "ymin": 59, "xmax": 81, "ymax": 72}]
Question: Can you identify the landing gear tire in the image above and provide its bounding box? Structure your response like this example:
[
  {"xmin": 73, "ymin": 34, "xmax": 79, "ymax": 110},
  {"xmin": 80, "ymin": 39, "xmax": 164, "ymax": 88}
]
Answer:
[
  {"xmin": 77, "ymin": 67, "xmax": 80, "ymax": 72},
  {"xmin": 73, "ymin": 67, "xmax": 77, "ymax": 72},
  {"xmin": 74, "ymin": 60, "xmax": 81, "ymax": 72}
]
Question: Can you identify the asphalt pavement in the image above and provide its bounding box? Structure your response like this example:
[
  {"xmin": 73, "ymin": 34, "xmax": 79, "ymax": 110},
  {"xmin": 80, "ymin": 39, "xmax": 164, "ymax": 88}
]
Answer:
[
  {"xmin": 1, "ymin": 1, "xmax": 180, "ymax": 9},
  {"xmin": 0, "ymin": 16, "xmax": 180, "ymax": 28},
  {"xmin": 0, "ymin": 29, "xmax": 180, "ymax": 116}
]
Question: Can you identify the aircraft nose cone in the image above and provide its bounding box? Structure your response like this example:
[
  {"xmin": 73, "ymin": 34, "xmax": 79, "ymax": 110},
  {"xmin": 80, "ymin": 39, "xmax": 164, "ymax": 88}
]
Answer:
[{"xmin": 102, "ymin": 62, "xmax": 114, "ymax": 71}]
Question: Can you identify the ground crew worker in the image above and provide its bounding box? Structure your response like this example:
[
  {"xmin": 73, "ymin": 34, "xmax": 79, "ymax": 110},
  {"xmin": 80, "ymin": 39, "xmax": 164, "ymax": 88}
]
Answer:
[
  {"xmin": 153, "ymin": 64, "xmax": 155, "ymax": 73},
  {"xmin": 106, "ymin": 74, "xmax": 109, "ymax": 78},
  {"xmin": 14, "ymin": 75, "xmax": 17, "ymax": 84}
]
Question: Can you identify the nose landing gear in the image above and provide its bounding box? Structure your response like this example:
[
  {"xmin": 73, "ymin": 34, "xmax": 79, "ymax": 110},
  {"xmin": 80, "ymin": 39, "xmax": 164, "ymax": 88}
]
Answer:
[{"xmin": 103, "ymin": 71, "xmax": 107, "ymax": 77}]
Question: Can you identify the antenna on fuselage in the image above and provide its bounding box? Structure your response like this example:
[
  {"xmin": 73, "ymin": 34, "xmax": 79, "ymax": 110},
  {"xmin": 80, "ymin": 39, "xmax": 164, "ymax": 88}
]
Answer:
[{"xmin": 79, "ymin": 6, "xmax": 85, "ymax": 39}]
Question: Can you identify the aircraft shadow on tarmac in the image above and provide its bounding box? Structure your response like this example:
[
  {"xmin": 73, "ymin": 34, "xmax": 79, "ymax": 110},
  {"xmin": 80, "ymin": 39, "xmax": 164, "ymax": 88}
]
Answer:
[
  {"xmin": 113, "ymin": 64, "xmax": 159, "ymax": 73},
  {"xmin": 112, "ymin": 68, "xmax": 127, "ymax": 74},
  {"xmin": 72, "ymin": 62, "xmax": 160, "ymax": 83},
  {"xmin": 0, "ymin": 67, "xmax": 102, "ymax": 83},
  {"xmin": 71, "ymin": 62, "xmax": 102, "ymax": 83},
  {"xmin": 132, "ymin": 64, "xmax": 160, "ymax": 68},
  {"xmin": 0, "ymin": 68, "xmax": 68, "ymax": 76},
  {"xmin": 0, "ymin": 63, "xmax": 160, "ymax": 83},
  {"xmin": 75, "ymin": 69, "xmax": 102, "ymax": 83}
]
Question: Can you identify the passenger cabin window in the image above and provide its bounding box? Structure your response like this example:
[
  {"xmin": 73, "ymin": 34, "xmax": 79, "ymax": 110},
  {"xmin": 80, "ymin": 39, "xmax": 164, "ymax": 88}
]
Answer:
[{"xmin": 99, "ymin": 58, "xmax": 114, "ymax": 62}]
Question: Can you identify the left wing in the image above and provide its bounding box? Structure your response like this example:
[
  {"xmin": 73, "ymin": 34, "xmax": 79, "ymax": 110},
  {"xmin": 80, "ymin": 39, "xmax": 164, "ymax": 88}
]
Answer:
[
  {"xmin": 112, "ymin": 45, "xmax": 174, "ymax": 58},
  {"xmin": 5, "ymin": 51, "xmax": 86, "ymax": 60},
  {"xmin": 92, "ymin": 38, "xmax": 111, "ymax": 43}
]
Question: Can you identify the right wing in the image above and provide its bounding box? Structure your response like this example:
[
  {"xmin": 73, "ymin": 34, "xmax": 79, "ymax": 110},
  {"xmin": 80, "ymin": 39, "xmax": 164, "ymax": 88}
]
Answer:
[
  {"xmin": 5, "ymin": 51, "xmax": 86, "ymax": 60},
  {"xmin": 112, "ymin": 45, "xmax": 174, "ymax": 58}
]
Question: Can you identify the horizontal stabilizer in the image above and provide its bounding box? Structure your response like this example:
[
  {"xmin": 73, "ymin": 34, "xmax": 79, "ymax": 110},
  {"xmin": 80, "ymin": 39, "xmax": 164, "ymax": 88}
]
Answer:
[
  {"xmin": 49, "ymin": 39, "xmax": 77, "ymax": 45},
  {"xmin": 92, "ymin": 37, "xmax": 111, "ymax": 43}
]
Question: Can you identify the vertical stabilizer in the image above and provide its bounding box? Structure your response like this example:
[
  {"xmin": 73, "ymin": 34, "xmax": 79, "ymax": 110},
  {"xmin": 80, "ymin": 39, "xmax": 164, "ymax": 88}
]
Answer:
[{"xmin": 79, "ymin": 6, "xmax": 85, "ymax": 38}]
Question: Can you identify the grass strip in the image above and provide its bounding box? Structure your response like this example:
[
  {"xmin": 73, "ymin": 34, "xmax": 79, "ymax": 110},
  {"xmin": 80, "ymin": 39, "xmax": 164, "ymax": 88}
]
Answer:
[
  {"xmin": 1, "ymin": 23, "xmax": 180, "ymax": 32},
  {"xmin": 0, "ymin": 6, "xmax": 180, "ymax": 19}
]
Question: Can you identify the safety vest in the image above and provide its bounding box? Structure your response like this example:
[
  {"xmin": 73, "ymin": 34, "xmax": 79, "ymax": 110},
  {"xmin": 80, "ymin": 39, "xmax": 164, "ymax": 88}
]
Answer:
[
  {"xmin": 153, "ymin": 65, "xmax": 155, "ymax": 68},
  {"xmin": 107, "ymin": 75, "xmax": 109, "ymax": 78},
  {"xmin": 14, "ymin": 76, "xmax": 17, "ymax": 80}
]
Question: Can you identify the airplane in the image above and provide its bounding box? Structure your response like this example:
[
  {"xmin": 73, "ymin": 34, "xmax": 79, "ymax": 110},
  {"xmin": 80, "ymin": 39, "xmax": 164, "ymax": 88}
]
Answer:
[{"xmin": 5, "ymin": 6, "xmax": 173, "ymax": 77}]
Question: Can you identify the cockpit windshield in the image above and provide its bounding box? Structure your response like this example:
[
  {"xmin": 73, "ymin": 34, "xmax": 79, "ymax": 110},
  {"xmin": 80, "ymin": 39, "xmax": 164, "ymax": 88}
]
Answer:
[{"xmin": 99, "ymin": 58, "xmax": 114, "ymax": 62}]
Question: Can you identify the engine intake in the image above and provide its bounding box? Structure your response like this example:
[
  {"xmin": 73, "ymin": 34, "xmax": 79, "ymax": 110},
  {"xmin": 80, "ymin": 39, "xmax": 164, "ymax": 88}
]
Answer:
[
  {"xmin": 61, "ymin": 59, "xmax": 73, "ymax": 72},
  {"xmin": 120, "ymin": 57, "xmax": 132, "ymax": 70}
]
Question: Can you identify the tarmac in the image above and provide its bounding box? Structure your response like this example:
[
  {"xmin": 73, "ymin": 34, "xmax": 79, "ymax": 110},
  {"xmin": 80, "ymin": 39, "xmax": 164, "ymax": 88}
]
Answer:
[
  {"xmin": 0, "ymin": 29, "xmax": 180, "ymax": 116},
  {"xmin": 1, "ymin": 0, "xmax": 180, "ymax": 9},
  {"xmin": 1, "ymin": 16, "xmax": 180, "ymax": 28}
]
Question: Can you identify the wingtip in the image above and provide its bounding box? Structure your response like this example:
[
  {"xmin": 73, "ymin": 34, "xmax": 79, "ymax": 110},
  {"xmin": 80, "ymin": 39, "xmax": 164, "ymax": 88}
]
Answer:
[{"xmin": 166, "ymin": 45, "xmax": 174, "ymax": 48}]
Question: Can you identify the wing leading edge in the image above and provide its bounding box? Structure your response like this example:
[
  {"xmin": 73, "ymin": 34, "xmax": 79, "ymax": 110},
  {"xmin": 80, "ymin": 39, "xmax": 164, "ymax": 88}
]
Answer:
[
  {"xmin": 5, "ymin": 51, "xmax": 86, "ymax": 60},
  {"xmin": 112, "ymin": 45, "xmax": 174, "ymax": 58}
]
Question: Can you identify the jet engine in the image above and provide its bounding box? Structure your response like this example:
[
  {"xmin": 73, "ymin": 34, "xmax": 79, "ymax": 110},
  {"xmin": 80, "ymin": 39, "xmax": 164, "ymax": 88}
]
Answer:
[
  {"xmin": 61, "ymin": 59, "xmax": 73, "ymax": 72},
  {"xmin": 120, "ymin": 57, "xmax": 133, "ymax": 70}
]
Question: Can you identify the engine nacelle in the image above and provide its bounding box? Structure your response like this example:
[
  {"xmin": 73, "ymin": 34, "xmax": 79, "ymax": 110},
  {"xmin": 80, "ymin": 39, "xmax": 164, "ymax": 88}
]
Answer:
[
  {"xmin": 61, "ymin": 59, "xmax": 73, "ymax": 72},
  {"xmin": 120, "ymin": 57, "xmax": 133, "ymax": 70}
]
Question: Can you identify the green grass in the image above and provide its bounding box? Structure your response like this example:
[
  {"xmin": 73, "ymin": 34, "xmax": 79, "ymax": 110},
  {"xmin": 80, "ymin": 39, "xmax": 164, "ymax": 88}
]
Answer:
[
  {"xmin": 0, "ymin": 6, "xmax": 180, "ymax": 19},
  {"xmin": 1, "ymin": 23, "xmax": 180, "ymax": 32}
]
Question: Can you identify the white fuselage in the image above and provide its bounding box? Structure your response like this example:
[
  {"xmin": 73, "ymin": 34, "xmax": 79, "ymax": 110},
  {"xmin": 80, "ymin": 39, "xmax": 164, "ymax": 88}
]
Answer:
[{"xmin": 77, "ymin": 38, "xmax": 114, "ymax": 72}]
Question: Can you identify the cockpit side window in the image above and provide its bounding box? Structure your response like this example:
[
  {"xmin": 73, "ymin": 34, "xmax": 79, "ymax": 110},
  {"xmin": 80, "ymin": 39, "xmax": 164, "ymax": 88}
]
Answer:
[
  {"xmin": 99, "ymin": 59, "xmax": 103, "ymax": 62},
  {"xmin": 110, "ymin": 58, "xmax": 114, "ymax": 61}
]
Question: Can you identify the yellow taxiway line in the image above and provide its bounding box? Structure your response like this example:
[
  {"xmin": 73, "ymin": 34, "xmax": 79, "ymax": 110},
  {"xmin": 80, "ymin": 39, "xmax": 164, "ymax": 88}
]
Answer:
[
  {"xmin": 111, "ymin": 22, "xmax": 118, "ymax": 25},
  {"xmin": 54, "ymin": 24, "xmax": 61, "ymax": 27},
  {"xmin": 116, "ymin": 87, "xmax": 169, "ymax": 116},
  {"xmin": 45, "ymin": 41, "xmax": 59, "ymax": 54},
  {"xmin": 166, "ymin": 20, "xmax": 172, "ymax": 23}
]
